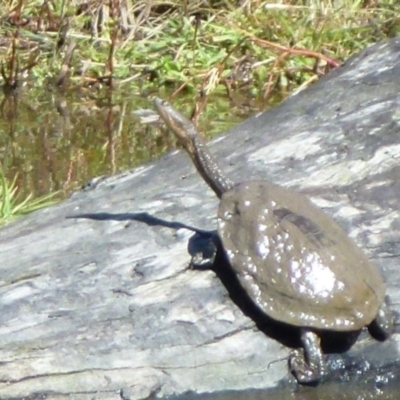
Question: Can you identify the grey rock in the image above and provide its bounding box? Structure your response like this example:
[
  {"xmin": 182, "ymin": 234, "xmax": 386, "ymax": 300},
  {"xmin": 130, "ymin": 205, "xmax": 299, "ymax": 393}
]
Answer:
[{"xmin": 1, "ymin": 38, "xmax": 400, "ymax": 399}]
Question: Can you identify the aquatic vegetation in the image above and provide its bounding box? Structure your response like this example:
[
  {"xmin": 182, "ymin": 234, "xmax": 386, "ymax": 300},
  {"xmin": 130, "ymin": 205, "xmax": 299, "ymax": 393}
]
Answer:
[{"xmin": 0, "ymin": 166, "xmax": 60, "ymax": 225}]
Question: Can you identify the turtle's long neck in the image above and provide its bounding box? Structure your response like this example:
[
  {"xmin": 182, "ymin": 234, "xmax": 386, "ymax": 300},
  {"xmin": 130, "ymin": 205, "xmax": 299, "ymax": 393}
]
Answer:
[{"xmin": 154, "ymin": 98, "xmax": 234, "ymax": 199}]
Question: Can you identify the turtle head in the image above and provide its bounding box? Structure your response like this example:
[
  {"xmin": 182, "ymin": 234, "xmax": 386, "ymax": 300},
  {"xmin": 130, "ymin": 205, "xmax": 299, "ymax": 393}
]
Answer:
[{"xmin": 154, "ymin": 98, "xmax": 196, "ymax": 150}]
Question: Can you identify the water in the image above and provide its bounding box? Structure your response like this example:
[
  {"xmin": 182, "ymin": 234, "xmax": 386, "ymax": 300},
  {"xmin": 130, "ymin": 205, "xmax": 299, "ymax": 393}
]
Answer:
[{"xmin": 0, "ymin": 88, "xmax": 252, "ymax": 202}]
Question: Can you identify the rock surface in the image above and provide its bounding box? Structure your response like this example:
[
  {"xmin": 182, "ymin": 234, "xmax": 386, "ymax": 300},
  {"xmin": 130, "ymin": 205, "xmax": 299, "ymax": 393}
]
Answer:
[{"xmin": 1, "ymin": 38, "xmax": 400, "ymax": 400}]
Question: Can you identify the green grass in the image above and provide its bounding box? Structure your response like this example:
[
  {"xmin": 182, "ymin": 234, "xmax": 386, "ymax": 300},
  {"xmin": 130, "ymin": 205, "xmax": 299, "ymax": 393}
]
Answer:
[
  {"xmin": 0, "ymin": 0, "xmax": 398, "ymax": 98},
  {"xmin": 0, "ymin": 166, "xmax": 60, "ymax": 225}
]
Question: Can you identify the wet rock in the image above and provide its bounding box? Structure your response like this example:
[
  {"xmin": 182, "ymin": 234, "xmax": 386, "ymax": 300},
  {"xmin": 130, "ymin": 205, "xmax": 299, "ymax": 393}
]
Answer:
[{"xmin": 1, "ymin": 38, "xmax": 400, "ymax": 399}]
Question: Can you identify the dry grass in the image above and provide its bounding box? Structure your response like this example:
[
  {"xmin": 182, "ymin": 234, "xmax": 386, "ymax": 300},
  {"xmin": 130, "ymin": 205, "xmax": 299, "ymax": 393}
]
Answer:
[{"xmin": 0, "ymin": 0, "xmax": 397, "ymax": 98}]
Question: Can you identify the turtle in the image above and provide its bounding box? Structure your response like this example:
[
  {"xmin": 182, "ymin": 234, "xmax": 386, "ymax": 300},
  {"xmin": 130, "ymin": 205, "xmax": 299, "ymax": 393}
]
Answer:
[{"xmin": 153, "ymin": 97, "xmax": 393, "ymax": 383}]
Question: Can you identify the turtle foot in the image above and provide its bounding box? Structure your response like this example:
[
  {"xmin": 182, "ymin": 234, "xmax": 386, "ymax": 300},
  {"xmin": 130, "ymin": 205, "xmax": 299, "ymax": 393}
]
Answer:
[
  {"xmin": 289, "ymin": 349, "xmax": 323, "ymax": 384},
  {"xmin": 289, "ymin": 329, "xmax": 326, "ymax": 384}
]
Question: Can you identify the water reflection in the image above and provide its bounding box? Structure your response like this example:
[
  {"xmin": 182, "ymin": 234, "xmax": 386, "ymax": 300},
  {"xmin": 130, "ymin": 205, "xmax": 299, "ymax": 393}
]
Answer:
[{"xmin": 0, "ymin": 89, "xmax": 248, "ymax": 201}]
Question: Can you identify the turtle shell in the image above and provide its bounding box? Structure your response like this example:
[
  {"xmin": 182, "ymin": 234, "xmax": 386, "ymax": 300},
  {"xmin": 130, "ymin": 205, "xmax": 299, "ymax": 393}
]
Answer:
[{"xmin": 217, "ymin": 180, "xmax": 386, "ymax": 331}]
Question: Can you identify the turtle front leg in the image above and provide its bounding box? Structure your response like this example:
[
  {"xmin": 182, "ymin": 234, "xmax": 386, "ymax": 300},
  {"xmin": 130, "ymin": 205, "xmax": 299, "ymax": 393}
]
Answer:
[
  {"xmin": 289, "ymin": 329, "xmax": 326, "ymax": 384},
  {"xmin": 188, "ymin": 231, "xmax": 219, "ymax": 269}
]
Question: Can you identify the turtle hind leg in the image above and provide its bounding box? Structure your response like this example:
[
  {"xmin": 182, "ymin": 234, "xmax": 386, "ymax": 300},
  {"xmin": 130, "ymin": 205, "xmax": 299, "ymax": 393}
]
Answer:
[
  {"xmin": 369, "ymin": 298, "xmax": 394, "ymax": 341},
  {"xmin": 289, "ymin": 329, "xmax": 326, "ymax": 384}
]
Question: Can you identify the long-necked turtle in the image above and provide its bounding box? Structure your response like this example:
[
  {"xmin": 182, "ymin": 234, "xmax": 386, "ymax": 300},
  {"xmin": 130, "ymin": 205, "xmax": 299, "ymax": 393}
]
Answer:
[{"xmin": 153, "ymin": 97, "xmax": 393, "ymax": 383}]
